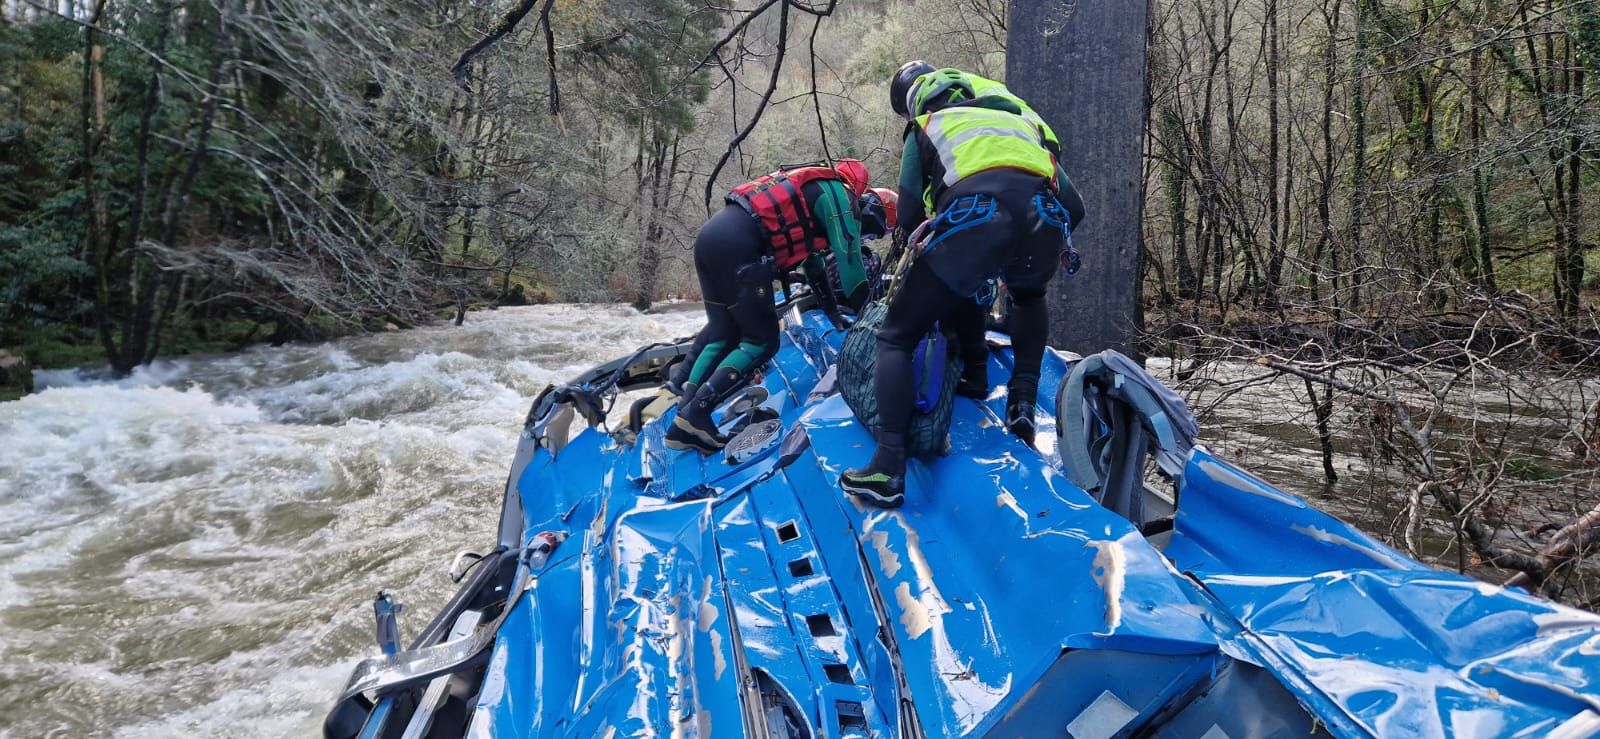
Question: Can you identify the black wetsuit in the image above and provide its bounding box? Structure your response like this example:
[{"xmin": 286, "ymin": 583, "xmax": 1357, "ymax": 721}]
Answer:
[
  {"xmin": 679, "ymin": 204, "xmax": 780, "ymax": 392},
  {"xmin": 673, "ymin": 181, "xmax": 865, "ymax": 401},
  {"xmin": 874, "ymin": 168, "xmax": 1072, "ymax": 449}
]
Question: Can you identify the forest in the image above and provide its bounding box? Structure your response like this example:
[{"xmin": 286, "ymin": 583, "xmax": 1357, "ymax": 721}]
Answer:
[
  {"xmin": 0, "ymin": 0, "xmax": 992, "ymax": 375},
  {"xmin": 6, "ymin": 0, "xmax": 1593, "ymax": 366},
  {"xmin": 4, "ymin": 0, "xmax": 1600, "ymax": 597}
]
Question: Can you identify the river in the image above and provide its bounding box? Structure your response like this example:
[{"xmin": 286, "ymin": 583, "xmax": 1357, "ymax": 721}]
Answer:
[
  {"xmin": 0, "ymin": 305, "xmax": 705, "ymax": 737},
  {"xmin": 1, "ymin": 303, "xmax": 1593, "ymax": 737}
]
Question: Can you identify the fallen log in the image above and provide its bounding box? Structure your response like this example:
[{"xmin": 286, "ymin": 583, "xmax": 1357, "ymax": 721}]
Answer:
[{"xmin": 1504, "ymin": 501, "xmax": 1600, "ymax": 592}]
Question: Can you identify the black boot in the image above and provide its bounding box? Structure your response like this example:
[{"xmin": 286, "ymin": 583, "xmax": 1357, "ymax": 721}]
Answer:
[
  {"xmin": 665, "ymin": 368, "xmax": 741, "ymax": 454},
  {"xmin": 666, "ymin": 395, "xmax": 723, "ymax": 454},
  {"xmin": 1006, "ymin": 374, "xmax": 1039, "ymax": 447},
  {"xmin": 664, "ymin": 360, "xmax": 692, "ymax": 397},
  {"xmin": 841, "ymin": 432, "xmax": 907, "ymax": 508},
  {"xmin": 956, "ymin": 362, "xmax": 989, "ymax": 399}
]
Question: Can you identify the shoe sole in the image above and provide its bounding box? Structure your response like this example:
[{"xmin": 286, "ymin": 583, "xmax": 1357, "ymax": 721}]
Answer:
[
  {"xmin": 839, "ymin": 480, "xmax": 905, "ymax": 508},
  {"xmin": 664, "ymin": 436, "xmax": 721, "ymax": 455},
  {"xmin": 667, "ymin": 417, "xmax": 725, "ymax": 454}
]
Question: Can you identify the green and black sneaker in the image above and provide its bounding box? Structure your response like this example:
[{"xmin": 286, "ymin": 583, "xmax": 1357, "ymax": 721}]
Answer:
[
  {"xmin": 840, "ymin": 466, "xmax": 906, "ymax": 508},
  {"xmin": 665, "ymin": 413, "xmax": 725, "ymax": 454}
]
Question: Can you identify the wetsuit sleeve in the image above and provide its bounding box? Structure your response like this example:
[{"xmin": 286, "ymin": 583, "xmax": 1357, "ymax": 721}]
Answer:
[
  {"xmin": 897, "ymin": 135, "xmax": 927, "ymax": 232},
  {"xmin": 812, "ymin": 179, "xmax": 867, "ymax": 309}
]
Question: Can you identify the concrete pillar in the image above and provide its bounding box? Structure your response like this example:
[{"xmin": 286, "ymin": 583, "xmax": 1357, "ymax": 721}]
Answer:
[{"xmin": 1007, "ymin": 0, "xmax": 1150, "ymax": 356}]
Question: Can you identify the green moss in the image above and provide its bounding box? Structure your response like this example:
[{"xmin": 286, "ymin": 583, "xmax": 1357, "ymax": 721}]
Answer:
[
  {"xmin": 167, "ymin": 318, "xmax": 266, "ymax": 356},
  {"xmin": 0, "ymin": 387, "xmax": 24, "ymax": 403},
  {"xmin": 1506, "ymin": 458, "xmax": 1560, "ymax": 482},
  {"xmin": 17, "ymin": 324, "xmax": 105, "ymax": 369}
]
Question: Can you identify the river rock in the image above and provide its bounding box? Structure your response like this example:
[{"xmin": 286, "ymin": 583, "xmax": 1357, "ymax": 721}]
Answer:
[{"xmin": 0, "ymin": 349, "xmax": 33, "ymax": 395}]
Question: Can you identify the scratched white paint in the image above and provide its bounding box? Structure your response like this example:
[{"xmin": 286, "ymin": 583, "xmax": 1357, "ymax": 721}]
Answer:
[
  {"xmin": 871, "ymin": 530, "xmax": 903, "ymax": 578},
  {"xmin": 897, "ymin": 512, "xmax": 1009, "ymax": 732},
  {"xmin": 901, "ymin": 522, "xmax": 953, "ymax": 618},
  {"xmin": 1287, "ymin": 523, "xmax": 1411, "ymax": 570},
  {"xmin": 697, "ymin": 575, "xmax": 720, "ymax": 632},
  {"xmin": 709, "ymin": 631, "xmax": 727, "ymax": 681},
  {"xmin": 1087, "ymin": 540, "xmax": 1127, "ymax": 632},
  {"xmin": 896, "ymin": 581, "xmax": 933, "ymax": 639},
  {"xmin": 1531, "ymin": 608, "xmax": 1600, "ymax": 638},
  {"xmin": 996, "ymin": 490, "xmax": 1030, "ymax": 522}
]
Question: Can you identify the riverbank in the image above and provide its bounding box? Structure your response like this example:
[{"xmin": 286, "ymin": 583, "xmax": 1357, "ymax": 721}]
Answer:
[
  {"xmin": 0, "ymin": 350, "xmax": 32, "ymax": 402},
  {"xmin": 3, "ymin": 292, "xmax": 597, "ymax": 396},
  {"xmin": 1143, "ymin": 300, "xmax": 1600, "ymax": 369},
  {"xmin": 1147, "ymin": 300, "xmax": 1600, "ymax": 607}
]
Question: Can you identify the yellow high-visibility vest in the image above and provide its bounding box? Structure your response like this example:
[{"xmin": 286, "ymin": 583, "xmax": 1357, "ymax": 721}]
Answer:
[
  {"xmin": 963, "ymin": 73, "xmax": 1062, "ymax": 152},
  {"xmin": 913, "ymin": 106, "xmax": 1055, "ymax": 209}
]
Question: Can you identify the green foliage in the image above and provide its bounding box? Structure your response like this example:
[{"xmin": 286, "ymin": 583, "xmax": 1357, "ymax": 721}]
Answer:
[
  {"xmin": 1, "ymin": 0, "xmax": 998, "ymax": 370},
  {"xmin": 1572, "ymin": 1, "xmax": 1600, "ymax": 72},
  {"xmin": 1506, "ymin": 458, "xmax": 1561, "ymax": 482},
  {"xmin": 0, "ymin": 20, "xmax": 93, "ymax": 352},
  {"xmin": 850, "ymin": 0, "xmax": 1005, "ymax": 82},
  {"xmin": 15, "ymin": 322, "xmax": 104, "ymax": 370}
]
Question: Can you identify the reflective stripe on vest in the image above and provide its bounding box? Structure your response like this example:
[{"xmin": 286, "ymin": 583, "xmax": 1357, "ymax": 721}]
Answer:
[
  {"xmin": 964, "ymin": 74, "xmax": 1061, "ymax": 152},
  {"xmin": 916, "ymin": 107, "xmax": 1055, "ymax": 198}
]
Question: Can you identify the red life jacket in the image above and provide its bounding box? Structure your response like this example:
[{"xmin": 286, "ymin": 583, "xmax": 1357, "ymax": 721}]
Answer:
[{"xmin": 726, "ymin": 166, "xmax": 843, "ymax": 269}]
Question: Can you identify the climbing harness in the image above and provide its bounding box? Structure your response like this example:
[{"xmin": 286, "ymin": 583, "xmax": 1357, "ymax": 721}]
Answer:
[{"xmin": 1033, "ymin": 191, "xmax": 1081, "ymax": 276}]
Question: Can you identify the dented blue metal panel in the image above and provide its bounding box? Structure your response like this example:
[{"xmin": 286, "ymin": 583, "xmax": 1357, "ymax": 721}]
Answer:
[
  {"xmin": 792, "ymin": 394, "xmax": 1220, "ymax": 736},
  {"xmin": 1166, "ymin": 449, "xmax": 1425, "ymax": 577},
  {"xmin": 464, "ymin": 308, "xmax": 1600, "ymax": 738},
  {"xmin": 1159, "ymin": 445, "xmax": 1600, "ymax": 737},
  {"xmin": 1199, "ymin": 570, "xmax": 1600, "ymax": 738}
]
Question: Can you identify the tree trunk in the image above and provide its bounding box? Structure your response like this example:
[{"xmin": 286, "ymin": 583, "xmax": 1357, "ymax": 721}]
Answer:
[
  {"xmin": 455, "ymin": 77, "xmax": 489, "ymax": 327},
  {"xmin": 1504, "ymin": 501, "xmax": 1600, "ymax": 592},
  {"xmin": 1264, "ymin": 0, "xmax": 1284, "ymax": 304},
  {"xmin": 1311, "ymin": 0, "xmax": 1341, "ymax": 306},
  {"xmin": 1160, "ymin": 108, "xmax": 1194, "ymax": 300},
  {"xmin": 634, "ymin": 129, "xmax": 670, "ymax": 312},
  {"xmin": 1467, "ymin": 46, "xmax": 1497, "ymax": 292},
  {"xmin": 111, "ymin": 0, "xmax": 177, "ymax": 375},
  {"xmin": 148, "ymin": 0, "xmax": 241, "ymax": 362},
  {"xmin": 1344, "ymin": 0, "xmax": 1368, "ymax": 311},
  {"xmin": 1558, "ymin": 61, "xmax": 1585, "ymax": 317},
  {"xmin": 81, "ymin": 0, "xmax": 114, "ymax": 361},
  {"xmin": 1305, "ymin": 376, "xmax": 1338, "ymax": 485}
]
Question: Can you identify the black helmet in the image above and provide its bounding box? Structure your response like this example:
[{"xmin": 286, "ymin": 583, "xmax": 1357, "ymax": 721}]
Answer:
[{"xmin": 890, "ymin": 60, "xmax": 936, "ymax": 118}]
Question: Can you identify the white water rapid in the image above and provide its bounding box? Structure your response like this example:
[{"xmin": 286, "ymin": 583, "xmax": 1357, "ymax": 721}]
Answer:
[{"xmin": 0, "ymin": 304, "xmax": 705, "ymax": 738}]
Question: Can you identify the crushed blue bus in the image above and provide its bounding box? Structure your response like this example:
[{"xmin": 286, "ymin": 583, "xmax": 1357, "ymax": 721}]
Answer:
[{"xmin": 325, "ymin": 301, "xmax": 1600, "ymax": 739}]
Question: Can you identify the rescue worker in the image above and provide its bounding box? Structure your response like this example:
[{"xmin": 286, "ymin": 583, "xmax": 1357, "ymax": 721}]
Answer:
[
  {"xmin": 665, "ymin": 159, "xmax": 872, "ymax": 454},
  {"xmin": 839, "ymin": 63, "xmax": 1085, "ymax": 507},
  {"xmin": 820, "ymin": 188, "xmax": 894, "ymax": 309},
  {"xmin": 859, "ymin": 187, "xmax": 898, "ymax": 241}
]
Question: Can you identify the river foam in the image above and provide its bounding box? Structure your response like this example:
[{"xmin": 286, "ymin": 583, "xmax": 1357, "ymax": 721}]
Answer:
[{"xmin": 0, "ymin": 304, "xmax": 704, "ymax": 737}]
